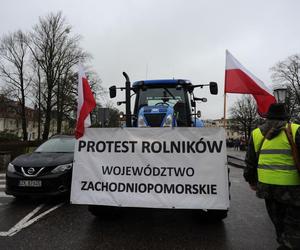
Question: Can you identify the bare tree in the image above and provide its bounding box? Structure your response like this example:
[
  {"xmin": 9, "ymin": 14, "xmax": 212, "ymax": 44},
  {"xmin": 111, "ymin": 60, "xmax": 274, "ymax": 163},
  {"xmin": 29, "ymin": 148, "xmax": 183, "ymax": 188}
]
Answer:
[
  {"xmin": 229, "ymin": 95, "xmax": 261, "ymax": 142},
  {"xmin": 105, "ymin": 104, "xmax": 121, "ymax": 127},
  {"xmin": 27, "ymin": 12, "xmax": 88, "ymax": 139},
  {"xmin": 271, "ymin": 54, "xmax": 300, "ymax": 120},
  {"xmin": 54, "ymin": 68, "xmax": 103, "ymax": 133},
  {"xmin": 31, "ymin": 60, "xmax": 44, "ymax": 140},
  {"xmin": 0, "ymin": 31, "xmax": 31, "ymax": 141}
]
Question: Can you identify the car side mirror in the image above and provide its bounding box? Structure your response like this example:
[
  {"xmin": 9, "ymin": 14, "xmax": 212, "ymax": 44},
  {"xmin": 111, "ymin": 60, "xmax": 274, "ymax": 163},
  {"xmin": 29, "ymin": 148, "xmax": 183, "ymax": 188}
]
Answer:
[
  {"xmin": 209, "ymin": 82, "xmax": 218, "ymax": 95},
  {"xmin": 109, "ymin": 85, "xmax": 117, "ymax": 98}
]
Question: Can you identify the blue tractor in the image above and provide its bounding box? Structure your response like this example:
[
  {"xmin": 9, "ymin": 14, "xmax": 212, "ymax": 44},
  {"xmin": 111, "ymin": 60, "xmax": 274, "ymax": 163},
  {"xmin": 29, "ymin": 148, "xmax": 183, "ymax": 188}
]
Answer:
[
  {"xmin": 109, "ymin": 72, "xmax": 218, "ymax": 127},
  {"xmin": 88, "ymin": 73, "xmax": 228, "ymax": 220}
]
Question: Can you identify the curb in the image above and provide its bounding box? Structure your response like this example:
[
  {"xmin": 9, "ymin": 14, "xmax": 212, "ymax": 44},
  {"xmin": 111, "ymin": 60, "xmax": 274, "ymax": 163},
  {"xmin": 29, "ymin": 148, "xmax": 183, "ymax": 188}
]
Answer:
[{"xmin": 227, "ymin": 155, "xmax": 245, "ymax": 169}]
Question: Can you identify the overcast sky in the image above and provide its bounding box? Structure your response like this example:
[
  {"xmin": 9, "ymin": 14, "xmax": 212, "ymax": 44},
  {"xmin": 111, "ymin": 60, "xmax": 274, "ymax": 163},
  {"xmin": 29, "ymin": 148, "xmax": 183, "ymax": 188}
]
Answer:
[{"xmin": 0, "ymin": 0, "xmax": 299, "ymax": 119}]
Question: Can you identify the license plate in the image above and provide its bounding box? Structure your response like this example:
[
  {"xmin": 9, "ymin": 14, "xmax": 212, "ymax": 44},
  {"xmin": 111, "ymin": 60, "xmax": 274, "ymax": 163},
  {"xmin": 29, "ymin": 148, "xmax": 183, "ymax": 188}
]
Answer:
[{"xmin": 18, "ymin": 180, "xmax": 42, "ymax": 187}]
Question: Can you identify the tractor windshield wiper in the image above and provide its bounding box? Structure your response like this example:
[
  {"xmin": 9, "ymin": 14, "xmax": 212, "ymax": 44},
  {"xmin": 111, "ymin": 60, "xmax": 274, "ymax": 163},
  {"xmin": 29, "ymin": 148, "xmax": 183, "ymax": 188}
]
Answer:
[{"xmin": 163, "ymin": 88, "xmax": 176, "ymax": 99}]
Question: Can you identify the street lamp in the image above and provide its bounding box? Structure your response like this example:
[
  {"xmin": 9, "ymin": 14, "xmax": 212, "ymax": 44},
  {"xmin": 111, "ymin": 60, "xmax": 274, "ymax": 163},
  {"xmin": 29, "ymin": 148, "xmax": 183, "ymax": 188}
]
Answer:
[{"xmin": 273, "ymin": 84, "xmax": 288, "ymax": 103}]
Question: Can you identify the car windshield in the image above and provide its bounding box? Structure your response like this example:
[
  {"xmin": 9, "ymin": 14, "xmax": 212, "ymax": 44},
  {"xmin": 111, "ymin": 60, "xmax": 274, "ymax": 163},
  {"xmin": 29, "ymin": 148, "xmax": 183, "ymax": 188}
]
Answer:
[
  {"xmin": 35, "ymin": 137, "xmax": 75, "ymax": 153},
  {"xmin": 138, "ymin": 87, "xmax": 185, "ymax": 107}
]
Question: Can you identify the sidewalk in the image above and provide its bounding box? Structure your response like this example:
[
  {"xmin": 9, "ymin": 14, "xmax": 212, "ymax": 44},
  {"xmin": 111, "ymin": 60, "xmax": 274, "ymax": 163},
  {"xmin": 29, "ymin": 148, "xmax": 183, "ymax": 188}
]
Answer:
[{"xmin": 226, "ymin": 147, "xmax": 246, "ymax": 168}]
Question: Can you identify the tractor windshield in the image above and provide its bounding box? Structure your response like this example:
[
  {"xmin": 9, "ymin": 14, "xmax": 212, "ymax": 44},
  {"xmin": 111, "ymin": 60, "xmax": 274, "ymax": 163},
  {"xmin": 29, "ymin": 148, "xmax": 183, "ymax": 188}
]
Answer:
[
  {"xmin": 137, "ymin": 87, "xmax": 185, "ymax": 108},
  {"xmin": 136, "ymin": 87, "xmax": 191, "ymax": 126}
]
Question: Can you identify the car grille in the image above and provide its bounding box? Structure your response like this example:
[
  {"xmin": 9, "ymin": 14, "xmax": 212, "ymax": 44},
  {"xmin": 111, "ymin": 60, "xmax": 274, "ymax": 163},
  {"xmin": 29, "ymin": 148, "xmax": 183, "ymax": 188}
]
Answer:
[
  {"xmin": 14, "ymin": 166, "xmax": 57, "ymax": 176},
  {"xmin": 144, "ymin": 113, "xmax": 166, "ymax": 127}
]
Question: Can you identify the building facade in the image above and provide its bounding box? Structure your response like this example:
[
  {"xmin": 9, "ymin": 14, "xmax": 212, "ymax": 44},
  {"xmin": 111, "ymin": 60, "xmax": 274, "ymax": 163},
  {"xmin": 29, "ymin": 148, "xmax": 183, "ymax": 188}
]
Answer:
[
  {"xmin": 203, "ymin": 118, "xmax": 243, "ymax": 140},
  {"xmin": 0, "ymin": 96, "xmax": 71, "ymax": 140}
]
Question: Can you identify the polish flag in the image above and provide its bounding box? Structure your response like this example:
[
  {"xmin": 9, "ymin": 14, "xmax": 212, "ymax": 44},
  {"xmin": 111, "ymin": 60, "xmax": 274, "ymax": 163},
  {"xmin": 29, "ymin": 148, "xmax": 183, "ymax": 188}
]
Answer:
[
  {"xmin": 225, "ymin": 50, "xmax": 276, "ymax": 117},
  {"xmin": 75, "ymin": 64, "xmax": 96, "ymax": 139}
]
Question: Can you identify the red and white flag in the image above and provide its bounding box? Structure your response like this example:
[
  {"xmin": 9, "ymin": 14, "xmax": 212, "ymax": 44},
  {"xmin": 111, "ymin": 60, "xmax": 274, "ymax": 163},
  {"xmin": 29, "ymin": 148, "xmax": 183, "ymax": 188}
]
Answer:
[
  {"xmin": 75, "ymin": 64, "xmax": 96, "ymax": 139},
  {"xmin": 225, "ymin": 50, "xmax": 276, "ymax": 117}
]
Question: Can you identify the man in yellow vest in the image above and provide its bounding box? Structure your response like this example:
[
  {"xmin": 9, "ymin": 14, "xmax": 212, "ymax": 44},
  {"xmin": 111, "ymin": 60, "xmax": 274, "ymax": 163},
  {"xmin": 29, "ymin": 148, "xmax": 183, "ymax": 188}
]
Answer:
[{"xmin": 244, "ymin": 103, "xmax": 300, "ymax": 250}]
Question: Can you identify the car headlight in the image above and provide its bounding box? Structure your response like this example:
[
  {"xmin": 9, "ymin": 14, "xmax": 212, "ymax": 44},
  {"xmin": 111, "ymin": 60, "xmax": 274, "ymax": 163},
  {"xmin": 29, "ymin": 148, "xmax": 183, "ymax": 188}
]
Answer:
[
  {"xmin": 51, "ymin": 163, "xmax": 73, "ymax": 173},
  {"xmin": 162, "ymin": 114, "xmax": 173, "ymax": 127},
  {"xmin": 138, "ymin": 115, "xmax": 148, "ymax": 127},
  {"xmin": 7, "ymin": 163, "xmax": 15, "ymax": 173}
]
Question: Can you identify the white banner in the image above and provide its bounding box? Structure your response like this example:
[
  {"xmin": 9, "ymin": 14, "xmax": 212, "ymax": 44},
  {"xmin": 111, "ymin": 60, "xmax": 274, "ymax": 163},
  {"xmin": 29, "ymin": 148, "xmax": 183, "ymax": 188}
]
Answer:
[{"xmin": 70, "ymin": 127, "xmax": 229, "ymax": 209}]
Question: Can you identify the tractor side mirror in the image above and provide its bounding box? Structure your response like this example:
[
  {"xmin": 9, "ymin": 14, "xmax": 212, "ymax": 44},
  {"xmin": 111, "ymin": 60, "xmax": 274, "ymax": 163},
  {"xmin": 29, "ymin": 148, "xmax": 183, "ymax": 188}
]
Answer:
[
  {"xmin": 196, "ymin": 110, "xmax": 201, "ymax": 118},
  {"xmin": 194, "ymin": 97, "xmax": 207, "ymax": 102},
  {"xmin": 109, "ymin": 85, "xmax": 117, "ymax": 98},
  {"xmin": 209, "ymin": 82, "xmax": 218, "ymax": 95},
  {"xmin": 191, "ymin": 100, "xmax": 196, "ymax": 107}
]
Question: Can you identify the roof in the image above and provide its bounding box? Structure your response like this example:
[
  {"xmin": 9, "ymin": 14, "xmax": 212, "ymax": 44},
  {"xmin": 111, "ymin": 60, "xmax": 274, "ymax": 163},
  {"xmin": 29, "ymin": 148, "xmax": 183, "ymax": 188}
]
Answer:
[
  {"xmin": 132, "ymin": 79, "xmax": 192, "ymax": 88},
  {"xmin": 0, "ymin": 95, "xmax": 37, "ymax": 120}
]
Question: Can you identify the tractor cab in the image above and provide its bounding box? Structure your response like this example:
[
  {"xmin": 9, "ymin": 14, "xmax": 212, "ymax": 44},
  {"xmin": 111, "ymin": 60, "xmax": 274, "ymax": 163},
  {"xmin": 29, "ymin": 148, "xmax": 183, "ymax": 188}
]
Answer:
[
  {"xmin": 132, "ymin": 79, "xmax": 193, "ymax": 127},
  {"xmin": 109, "ymin": 73, "xmax": 218, "ymax": 128}
]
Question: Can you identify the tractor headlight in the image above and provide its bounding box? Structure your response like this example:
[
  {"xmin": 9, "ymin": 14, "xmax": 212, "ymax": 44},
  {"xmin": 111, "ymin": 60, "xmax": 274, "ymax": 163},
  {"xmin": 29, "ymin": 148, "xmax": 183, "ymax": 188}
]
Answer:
[
  {"xmin": 51, "ymin": 163, "xmax": 73, "ymax": 173},
  {"xmin": 7, "ymin": 163, "xmax": 16, "ymax": 173},
  {"xmin": 163, "ymin": 114, "xmax": 173, "ymax": 127},
  {"xmin": 138, "ymin": 115, "xmax": 148, "ymax": 127}
]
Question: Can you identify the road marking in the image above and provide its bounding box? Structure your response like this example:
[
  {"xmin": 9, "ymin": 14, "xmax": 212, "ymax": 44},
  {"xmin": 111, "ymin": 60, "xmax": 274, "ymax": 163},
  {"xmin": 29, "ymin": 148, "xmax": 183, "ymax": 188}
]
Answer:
[
  {"xmin": 0, "ymin": 173, "xmax": 5, "ymax": 178},
  {"xmin": 0, "ymin": 184, "xmax": 5, "ymax": 189},
  {"xmin": 10, "ymin": 203, "xmax": 65, "ymax": 236},
  {"xmin": 0, "ymin": 180, "xmax": 5, "ymax": 184},
  {"xmin": 0, "ymin": 204, "xmax": 44, "ymax": 236},
  {"xmin": 0, "ymin": 202, "xmax": 64, "ymax": 237}
]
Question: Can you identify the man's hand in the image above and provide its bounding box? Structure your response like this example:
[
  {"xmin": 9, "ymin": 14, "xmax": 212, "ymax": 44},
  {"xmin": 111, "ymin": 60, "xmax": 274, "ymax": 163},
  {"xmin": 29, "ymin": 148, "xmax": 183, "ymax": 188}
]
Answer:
[{"xmin": 249, "ymin": 184, "xmax": 257, "ymax": 191}]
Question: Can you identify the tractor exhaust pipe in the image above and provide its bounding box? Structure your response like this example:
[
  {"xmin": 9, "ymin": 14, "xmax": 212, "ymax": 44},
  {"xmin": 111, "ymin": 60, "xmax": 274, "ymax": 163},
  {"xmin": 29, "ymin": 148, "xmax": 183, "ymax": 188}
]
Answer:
[{"xmin": 123, "ymin": 72, "xmax": 132, "ymax": 127}]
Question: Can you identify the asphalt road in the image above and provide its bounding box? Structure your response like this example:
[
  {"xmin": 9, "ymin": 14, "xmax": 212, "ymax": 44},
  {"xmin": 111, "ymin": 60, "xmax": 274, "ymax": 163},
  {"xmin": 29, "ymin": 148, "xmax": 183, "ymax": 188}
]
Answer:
[{"xmin": 0, "ymin": 166, "xmax": 278, "ymax": 250}]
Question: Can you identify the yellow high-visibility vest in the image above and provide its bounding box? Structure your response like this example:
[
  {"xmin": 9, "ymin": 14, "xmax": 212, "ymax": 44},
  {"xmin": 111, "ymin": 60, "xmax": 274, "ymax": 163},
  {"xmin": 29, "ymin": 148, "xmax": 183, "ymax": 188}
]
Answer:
[{"xmin": 252, "ymin": 123, "xmax": 300, "ymax": 185}]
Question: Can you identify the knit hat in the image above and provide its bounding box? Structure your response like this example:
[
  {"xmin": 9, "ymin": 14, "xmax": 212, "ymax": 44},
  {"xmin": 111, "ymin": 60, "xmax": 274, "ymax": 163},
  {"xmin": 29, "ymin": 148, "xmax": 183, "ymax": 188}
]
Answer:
[{"xmin": 266, "ymin": 103, "xmax": 288, "ymax": 120}]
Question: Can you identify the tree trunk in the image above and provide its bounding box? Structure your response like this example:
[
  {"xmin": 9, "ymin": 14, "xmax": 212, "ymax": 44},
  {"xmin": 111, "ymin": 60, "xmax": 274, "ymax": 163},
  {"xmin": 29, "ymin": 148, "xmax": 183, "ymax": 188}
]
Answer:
[
  {"xmin": 42, "ymin": 104, "xmax": 51, "ymax": 140},
  {"xmin": 56, "ymin": 86, "xmax": 66, "ymax": 134},
  {"xmin": 56, "ymin": 78, "xmax": 62, "ymax": 134},
  {"xmin": 57, "ymin": 111, "xmax": 62, "ymax": 133},
  {"xmin": 42, "ymin": 79, "xmax": 53, "ymax": 140},
  {"xmin": 37, "ymin": 67, "xmax": 41, "ymax": 140},
  {"xmin": 20, "ymin": 76, "xmax": 28, "ymax": 141},
  {"xmin": 21, "ymin": 102, "xmax": 28, "ymax": 141}
]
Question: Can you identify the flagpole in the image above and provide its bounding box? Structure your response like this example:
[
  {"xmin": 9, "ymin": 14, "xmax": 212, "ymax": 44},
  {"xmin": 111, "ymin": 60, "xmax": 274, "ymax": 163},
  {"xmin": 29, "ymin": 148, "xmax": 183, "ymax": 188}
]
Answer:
[
  {"xmin": 224, "ymin": 50, "xmax": 228, "ymax": 129},
  {"xmin": 223, "ymin": 93, "xmax": 227, "ymax": 128}
]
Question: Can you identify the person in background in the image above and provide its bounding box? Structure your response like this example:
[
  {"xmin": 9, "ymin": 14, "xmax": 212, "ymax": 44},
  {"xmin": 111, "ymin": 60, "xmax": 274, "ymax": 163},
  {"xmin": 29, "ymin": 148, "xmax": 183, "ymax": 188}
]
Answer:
[
  {"xmin": 239, "ymin": 137, "xmax": 246, "ymax": 151},
  {"xmin": 244, "ymin": 103, "xmax": 300, "ymax": 250},
  {"xmin": 234, "ymin": 138, "xmax": 240, "ymax": 151}
]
